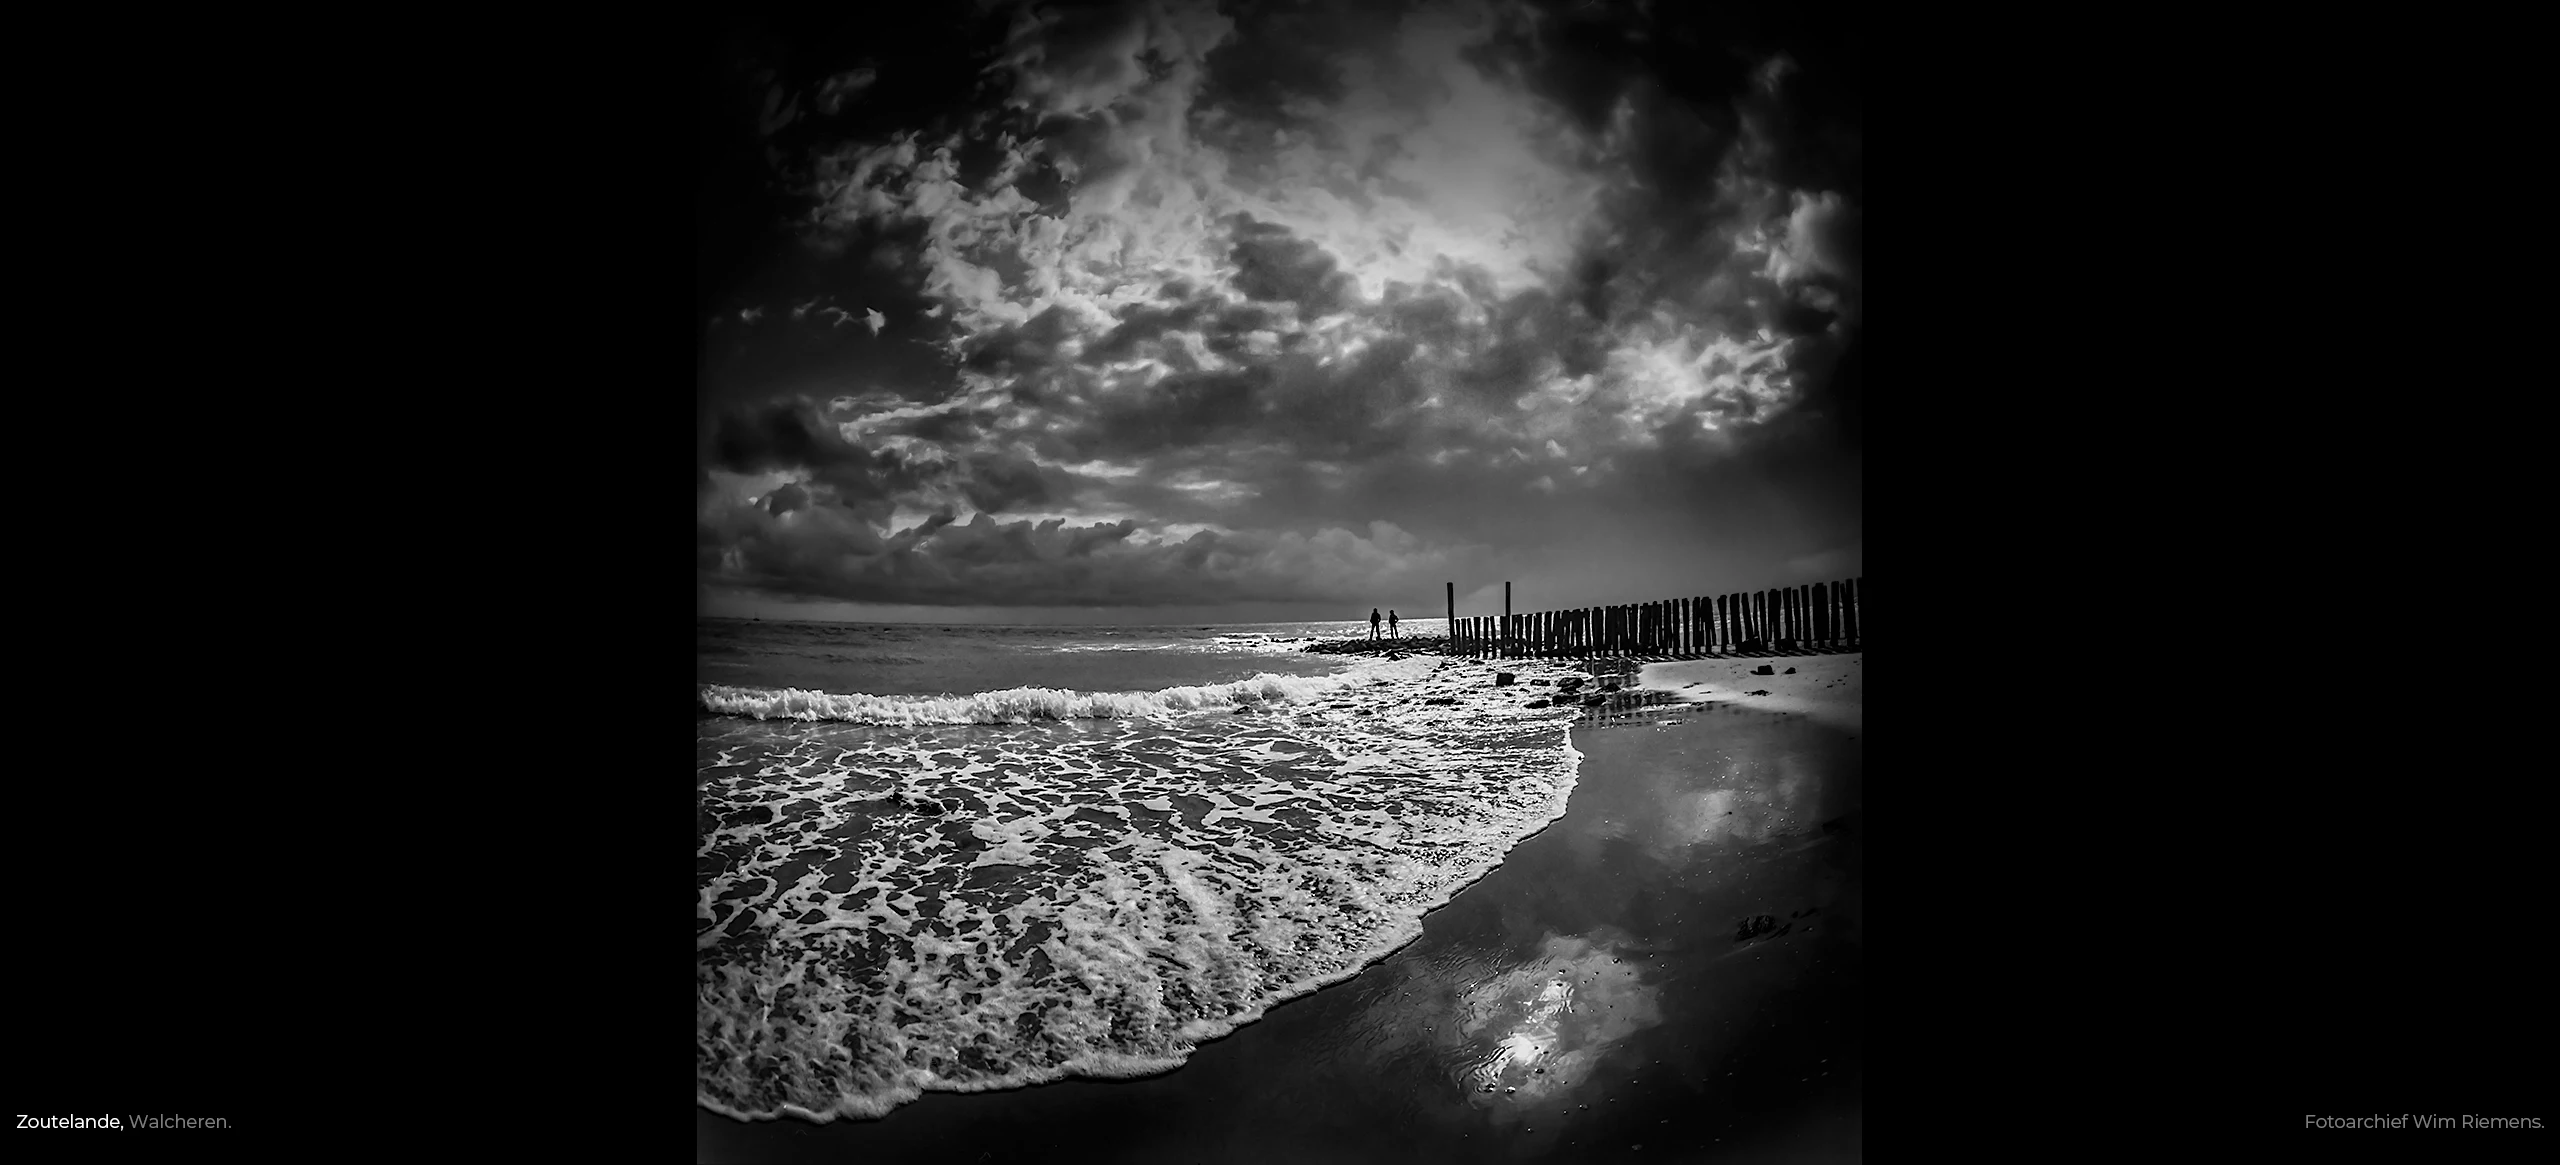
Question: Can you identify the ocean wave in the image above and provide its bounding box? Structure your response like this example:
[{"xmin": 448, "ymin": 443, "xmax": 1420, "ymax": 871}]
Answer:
[{"xmin": 698, "ymin": 672, "xmax": 1350, "ymax": 725}]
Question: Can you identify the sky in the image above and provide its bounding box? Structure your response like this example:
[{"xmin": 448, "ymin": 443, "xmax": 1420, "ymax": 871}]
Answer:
[{"xmin": 697, "ymin": 0, "xmax": 1860, "ymax": 625}]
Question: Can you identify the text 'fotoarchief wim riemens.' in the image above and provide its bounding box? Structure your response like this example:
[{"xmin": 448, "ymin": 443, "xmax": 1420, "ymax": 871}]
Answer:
[{"xmin": 2304, "ymin": 1115, "xmax": 2545, "ymax": 1130}]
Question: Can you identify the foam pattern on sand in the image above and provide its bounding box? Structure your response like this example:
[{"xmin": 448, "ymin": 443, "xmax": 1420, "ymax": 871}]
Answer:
[{"xmin": 696, "ymin": 655, "xmax": 1586, "ymax": 1121}]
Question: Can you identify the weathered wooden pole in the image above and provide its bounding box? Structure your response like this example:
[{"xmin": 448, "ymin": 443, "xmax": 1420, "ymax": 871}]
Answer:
[
  {"xmin": 1844, "ymin": 577, "xmax": 1858, "ymax": 646},
  {"xmin": 1445, "ymin": 582, "xmax": 1455, "ymax": 655},
  {"xmin": 1812, "ymin": 582, "xmax": 1829, "ymax": 648}
]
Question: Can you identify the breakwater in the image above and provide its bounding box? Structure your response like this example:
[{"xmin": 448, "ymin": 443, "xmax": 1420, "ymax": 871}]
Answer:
[{"xmin": 1303, "ymin": 578, "xmax": 1862, "ymax": 659}]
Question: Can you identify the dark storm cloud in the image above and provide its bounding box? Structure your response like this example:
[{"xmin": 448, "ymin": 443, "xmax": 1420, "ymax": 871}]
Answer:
[
  {"xmin": 706, "ymin": 399, "xmax": 922, "ymax": 514},
  {"xmin": 960, "ymin": 448, "xmax": 1061, "ymax": 514},
  {"xmin": 1227, "ymin": 215, "xmax": 1359, "ymax": 317}
]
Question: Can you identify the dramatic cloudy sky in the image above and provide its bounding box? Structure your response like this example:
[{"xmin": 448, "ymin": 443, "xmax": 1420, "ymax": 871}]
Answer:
[{"xmin": 698, "ymin": 0, "xmax": 1860, "ymax": 624}]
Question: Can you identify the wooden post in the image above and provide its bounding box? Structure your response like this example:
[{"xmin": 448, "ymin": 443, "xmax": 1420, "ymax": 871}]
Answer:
[
  {"xmin": 1445, "ymin": 582, "xmax": 1455, "ymax": 655},
  {"xmin": 1813, "ymin": 582, "xmax": 1829, "ymax": 648},
  {"xmin": 1844, "ymin": 577, "xmax": 1858, "ymax": 646}
]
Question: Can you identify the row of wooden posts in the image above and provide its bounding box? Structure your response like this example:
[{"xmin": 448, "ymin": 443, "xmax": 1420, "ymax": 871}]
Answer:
[{"xmin": 1441, "ymin": 579, "xmax": 1862, "ymax": 658}]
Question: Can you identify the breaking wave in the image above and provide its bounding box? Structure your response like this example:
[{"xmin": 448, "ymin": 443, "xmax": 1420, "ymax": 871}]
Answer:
[{"xmin": 699, "ymin": 671, "xmax": 1350, "ymax": 725}]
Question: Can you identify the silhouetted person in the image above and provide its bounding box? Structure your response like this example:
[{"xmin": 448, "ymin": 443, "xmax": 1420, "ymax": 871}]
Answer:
[
  {"xmin": 1370, "ymin": 608, "xmax": 1382, "ymax": 640},
  {"xmin": 1388, "ymin": 610, "xmax": 1399, "ymax": 638}
]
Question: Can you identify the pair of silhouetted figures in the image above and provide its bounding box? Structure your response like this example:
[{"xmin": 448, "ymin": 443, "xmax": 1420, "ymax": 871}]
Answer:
[{"xmin": 1369, "ymin": 608, "xmax": 1399, "ymax": 640}]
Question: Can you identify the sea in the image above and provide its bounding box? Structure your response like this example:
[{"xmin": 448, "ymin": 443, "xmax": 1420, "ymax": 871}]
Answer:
[{"xmin": 696, "ymin": 617, "xmax": 1594, "ymax": 1121}]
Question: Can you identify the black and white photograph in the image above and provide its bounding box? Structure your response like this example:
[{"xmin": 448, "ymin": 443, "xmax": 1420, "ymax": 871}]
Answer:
[{"xmin": 694, "ymin": 0, "xmax": 1861, "ymax": 1159}]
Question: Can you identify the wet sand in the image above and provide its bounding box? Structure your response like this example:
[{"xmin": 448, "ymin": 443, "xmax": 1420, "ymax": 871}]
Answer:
[{"xmin": 699, "ymin": 655, "xmax": 1864, "ymax": 1163}]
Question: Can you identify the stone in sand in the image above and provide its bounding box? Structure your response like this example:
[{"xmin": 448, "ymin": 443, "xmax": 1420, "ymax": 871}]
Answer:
[
  {"xmin": 1495, "ymin": 672, "xmax": 1516, "ymax": 686},
  {"xmin": 1752, "ymin": 664, "xmax": 1775, "ymax": 675}
]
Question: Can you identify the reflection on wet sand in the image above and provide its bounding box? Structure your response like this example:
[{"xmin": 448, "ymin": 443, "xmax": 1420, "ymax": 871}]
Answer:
[{"xmin": 1455, "ymin": 931, "xmax": 1662, "ymax": 1114}]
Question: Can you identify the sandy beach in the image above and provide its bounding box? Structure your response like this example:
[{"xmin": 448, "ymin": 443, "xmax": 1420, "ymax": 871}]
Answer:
[{"xmin": 699, "ymin": 650, "xmax": 1864, "ymax": 1163}]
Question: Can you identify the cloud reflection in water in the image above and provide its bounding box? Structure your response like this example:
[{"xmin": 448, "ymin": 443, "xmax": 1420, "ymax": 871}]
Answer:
[{"xmin": 1454, "ymin": 931, "xmax": 1661, "ymax": 1115}]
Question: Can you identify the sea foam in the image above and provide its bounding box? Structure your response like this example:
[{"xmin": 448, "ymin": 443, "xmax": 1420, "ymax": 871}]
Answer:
[{"xmin": 696, "ymin": 654, "xmax": 1590, "ymax": 1121}]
